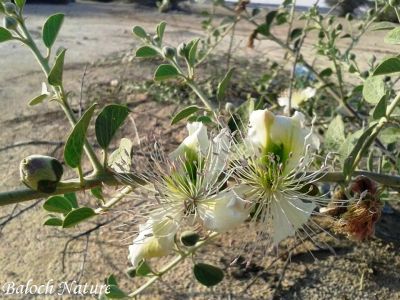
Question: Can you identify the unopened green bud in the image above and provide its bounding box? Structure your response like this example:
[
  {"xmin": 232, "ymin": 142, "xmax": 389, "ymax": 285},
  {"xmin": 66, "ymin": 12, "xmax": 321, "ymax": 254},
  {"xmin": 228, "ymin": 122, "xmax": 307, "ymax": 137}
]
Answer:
[
  {"xmin": 20, "ymin": 155, "xmax": 63, "ymax": 193},
  {"xmin": 162, "ymin": 46, "xmax": 176, "ymax": 59},
  {"xmin": 335, "ymin": 23, "xmax": 343, "ymax": 31},
  {"xmin": 349, "ymin": 53, "xmax": 356, "ymax": 60},
  {"xmin": 4, "ymin": 2, "xmax": 16, "ymax": 14},
  {"xmin": 345, "ymin": 13, "xmax": 353, "ymax": 21},
  {"xmin": 318, "ymin": 30, "xmax": 325, "ymax": 39},
  {"xmin": 328, "ymin": 16, "xmax": 334, "ymax": 25},
  {"xmin": 126, "ymin": 267, "xmax": 136, "ymax": 278},
  {"xmin": 177, "ymin": 42, "xmax": 187, "ymax": 57},
  {"xmin": 384, "ymin": 76, "xmax": 391, "ymax": 82},
  {"xmin": 357, "ymin": 23, "xmax": 363, "ymax": 30},
  {"xmin": 180, "ymin": 231, "xmax": 200, "ymax": 246},
  {"xmin": 361, "ymin": 70, "xmax": 369, "ymax": 78},
  {"xmin": 4, "ymin": 15, "xmax": 17, "ymax": 30},
  {"xmin": 367, "ymin": 8, "xmax": 375, "ymax": 17}
]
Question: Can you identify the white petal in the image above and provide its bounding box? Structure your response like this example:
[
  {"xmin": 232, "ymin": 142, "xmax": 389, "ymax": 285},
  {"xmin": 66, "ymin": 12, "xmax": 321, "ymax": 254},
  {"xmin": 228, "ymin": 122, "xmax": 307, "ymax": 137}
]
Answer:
[
  {"xmin": 198, "ymin": 190, "xmax": 249, "ymax": 233},
  {"xmin": 277, "ymin": 96, "xmax": 289, "ymax": 107},
  {"xmin": 170, "ymin": 122, "xmax": 209, "ymax": 160},
  {"xmin": 248, "ymin": 109, "xmax": 274, "ymax": 150},
  {"xmin": 202, "ymin": 129, "xmax": 231, "ymax": 186},
  {"xmin": 302, "ymin": 87, "xmax": 316, "ymax": 99},
  {"xmin": 271, "ymin": 192, "xmax": 316, "ymax": 244}
]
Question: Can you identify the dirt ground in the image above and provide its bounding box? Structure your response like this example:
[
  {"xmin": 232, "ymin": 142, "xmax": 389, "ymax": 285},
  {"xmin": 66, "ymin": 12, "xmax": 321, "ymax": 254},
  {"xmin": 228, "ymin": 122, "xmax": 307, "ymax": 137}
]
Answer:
[{"xmin": 0, "ymin": 1, "xmax": 400, "ymax": 299}]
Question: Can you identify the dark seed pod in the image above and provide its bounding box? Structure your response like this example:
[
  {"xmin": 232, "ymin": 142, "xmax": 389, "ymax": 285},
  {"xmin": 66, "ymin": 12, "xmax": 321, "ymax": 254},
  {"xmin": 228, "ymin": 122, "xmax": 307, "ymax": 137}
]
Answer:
[{"xmin": 20, "ymin": 155, "xmax": 63, "ymax": 193}]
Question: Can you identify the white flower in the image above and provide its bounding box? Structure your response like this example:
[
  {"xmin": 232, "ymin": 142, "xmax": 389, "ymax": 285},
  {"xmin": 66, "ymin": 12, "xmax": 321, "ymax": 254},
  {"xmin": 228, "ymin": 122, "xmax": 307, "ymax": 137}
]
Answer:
[
  {"xmin": 278, "ymin": 87, "xmax": 316, "ymax": 114},
  {"xmin": 128, "ymin": 123, "xmax": 248, "ymax": 265},
  {"xmin": 233, "ymin": 109, "xmax": 325, "ymax": 244},
  {"xmin": 128, "ymin": 216, "xmax": 177, "ymax": 268}
]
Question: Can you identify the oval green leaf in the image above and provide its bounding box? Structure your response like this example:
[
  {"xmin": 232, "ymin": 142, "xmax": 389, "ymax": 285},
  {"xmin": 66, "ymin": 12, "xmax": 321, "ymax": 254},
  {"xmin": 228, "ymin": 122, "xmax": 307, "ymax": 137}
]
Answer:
[
  {"xmin": 154, "ymin": 64, "xmax": 180, "ymax": 81},
  {"xmin": 136, "ymin": 261, "xmax": 152, "ymax": 277},
  {"xmin": 62, "ymin": 207, "xmax": 96, "ymax": 228},
  {"xmin": 135, "ymin": 46, "xmax": 158, "ymax": 58},
  {"xmin": 64, "ymin": 103, "xmax": 97, "ymax": 168},
  {"xmin": 0, "ymin": 27, "xmax": 13, "ymax": 43},
  {"xmin": 193, "ymin": 263, "xmax": 224, "ymax": 287},
  {"xmin": 362, "ymin": 76, "xmax": 385, "ymax": 104},
  {"xmin": 171, "ymin": 106, "xmax": 200, "ymax": 125},
  {"xmin": 43, "ymin": 195, "xmax": 73, "ymax": 214},
  {"xmin": 44, "ymin": 217, "xmax": 63, "ymax": 226},
  {"xmin": 373, "ymin": 57, "xmax": 400, "ymax": 76},
  {"xmin": 384, "ymin": 27, "xmax": 400, "ymax": 44},
  {"xmin": 95, "ymin": 104, "xmax": 130, "ymax": 150},
  {"xmin": 217, "ymin": 68, "xmax": 234, "ymax": 102},
  {"xmin": 156, "ymin": 21, "xmax": 167, "ymax": 42},
  {"xmin": 132, "ymin": 26, "xmax": 147, "ymax": 39},
  {"xmin": 28, "ymin": 94, "xmax": 48, "ymax": 106},
  {"xmin": 48, "ymin": 48, "xmax": 66, "ymax": 86},
  {"xmin": 43, "ymin": 13, "xmax": 64, "ymax": 48}
]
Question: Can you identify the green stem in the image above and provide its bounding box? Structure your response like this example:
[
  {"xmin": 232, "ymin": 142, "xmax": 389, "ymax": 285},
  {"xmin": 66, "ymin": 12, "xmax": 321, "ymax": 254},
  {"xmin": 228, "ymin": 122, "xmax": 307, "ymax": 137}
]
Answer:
[
  {"xmin": 317, "ymin": 170, "xmax": 400, "ymax": 187},
  {"xmin": 128, "ymin": 232, "xmax": 219, "ymax": 298},
  {"xmin": 185, "ymin": 80, "xmax": 215, "ymax": 111},
  {"xmin": 18, "ymin": 20, "xmax": 103, "ymax": 173}
]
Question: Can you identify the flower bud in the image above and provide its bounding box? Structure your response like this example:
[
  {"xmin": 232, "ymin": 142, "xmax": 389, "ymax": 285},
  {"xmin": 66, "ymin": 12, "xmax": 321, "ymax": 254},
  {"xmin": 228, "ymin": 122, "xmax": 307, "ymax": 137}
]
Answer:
[
  {"xmin": 4, "ymin": 2, "xmax": 16, "ymax": 14},
  {"xmin": 367, "ymin": 8, "xmax": 375, "ymax": 17},
  {"xmin": 125, "ymin": 267, "xmax": 136, "ymax": 278},
  {"xmin": 180, "ymin": 230, "xmax": 200, "ymax": 246},
  {"xmin": 349, "ymin": 53, "xmax": 356, "ymax": 60},
  {"xmin": 345, "ymin": 13, "xmax": 353, "ymax": 21},
  {"xmin": 335, "ymin": 23, "xmax": 343, "ymax": 31},
  {"xmin": 328, "ymin": 16, "xmax": 334, "ymax": 25},
  {"xmin": 225, "ymin": 102, "xmax": 235, "ymax": 113},
  {"xmin": 318, "ymin": 30, "xmax": 325, "ymax": 39},
  {"xmin": 177, "ymin": 42, "xmax": 187, "ymax": 57},
  {"xmin": 162, "ymin": 46, "xmax": 176, "ymax": 59},
  {"xmin": 20, "ymin": 155, "xmax": 63, "ymax": 193},
  {"xmin": 4, "ymin": 15, "xmax": 17, "ymax": 30},
  {"xmin": 357, "ymin": 23, "xmax": 363, "ymax": 30}
]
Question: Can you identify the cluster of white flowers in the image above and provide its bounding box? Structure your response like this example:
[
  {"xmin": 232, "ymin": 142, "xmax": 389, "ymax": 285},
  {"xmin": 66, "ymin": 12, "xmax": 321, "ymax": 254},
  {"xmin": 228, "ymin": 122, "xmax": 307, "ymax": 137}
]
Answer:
[{"xmin": 127, "ymin": 109, "xmax": 327, "ymax": 268}]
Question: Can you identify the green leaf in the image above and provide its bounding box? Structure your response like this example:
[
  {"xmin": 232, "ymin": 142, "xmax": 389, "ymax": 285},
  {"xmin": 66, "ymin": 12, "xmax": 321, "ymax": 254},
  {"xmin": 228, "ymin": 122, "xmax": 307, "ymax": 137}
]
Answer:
[
  {"xmin": 135, "ymin": 46, "xmax": 159, "ymax": 58},
  {"xmin": 171, "ymin": 106, "xmax": 200, "ymax": 125},
  {"xmin": 48, "ymin": 48, "xmax": 66, "ymax": 86},
  {"xmin": 132, "ymin": 25, "xmax": 147, "ymax": 39},
  {"xmin": 95, "ymin": 104, "xmax": 130, "ymax": 150},
  {"xmin": 373, "ymin": 57, "xmax": 400, "ymax": 76},
  {"xmin": 188, "ymin": 39, "xmax": 200, "ymax": 66},
  {"xmin": 0, "ymin": 27, "xmax": 13, "ymax": 43},
  {"xmin": 44, "ymin": 217, "xmax": 63, "ymax": 226},
  {"xmin": 28, "ymin": 94, "xmax": 48, "ymax": 106},
  {"xmin": 42, "ymin": 14, "xmax": 64, "ymax": 48},
  {"xmin": 290, "ymin": 28, "xmax": 303, "ymax": 41},
  {"xmin": 62, "ymin": 207, "xmax": 96, "ymax": 228},
  {"xmin": 136, "ymin": 261, "xmax": 152, "ymax": 277},
  {"xmin": 15, "ymin": 0, "xmax": 26, "ymax": 9},
  {"xmin": 325, "ymin": 115, "xmax": 345, "ymax": 151},
  {"xmin": 362, "ymin": 76, "xmax": 385, "ymax": 104},
  {"xmin": 197, "ymin": 115, "xmax": 212, "ymax": 124},
  {"xmin": 91, "ymin": 187, "xmax": 104, "ymax": 201},
  {"xmin": 384, "ymin": 27, "xmax": 400, "ymax": 44},
  {"xmin": 64, "ymin": 103, "xmax": 96, "ymax": 168},
  {"xmin": 64, "ymin": 193, "xmax": 79, "ymax": 208},
  {"xmin": 43, "ymin": 196, "xmax": 73, "ymax": 214},
  {"xmin": 379, "ymin": 127, "xmax": 400, "ymax": 144},
  {"xmin": 372, "ymin": 96, "xmax": 387, "ymax": 120},
  {"xmin": 105, "ymin": 285, "xmax": 127, "ymax": 299},
  {"xmin": 343, "ymin": 124, "xmax": 378, "ymax": 177},
  {"xmin": 319, "ymin": 67, "xmax": 333, "ymax": 77},
  {"xmin": 217, "ymin": 68, "xmax": 234, "ymax": 102},
  {"xmin": 154, "ymin": 64, "xmax": 180, "ymax": 81},
  {"xmin": 370, "ymin": 21, "xmax": 398, "ymax": 31},
  {"xmin": 156, "ymin": 21, "xmax": 166, "ymax": 42},
  {"xmin": 193, "ymin": 263, "xmax": 224, "ymax": 287},
  {"xmin": 107, "ymin": 275, "xmax": 118, "ymax": 286}
]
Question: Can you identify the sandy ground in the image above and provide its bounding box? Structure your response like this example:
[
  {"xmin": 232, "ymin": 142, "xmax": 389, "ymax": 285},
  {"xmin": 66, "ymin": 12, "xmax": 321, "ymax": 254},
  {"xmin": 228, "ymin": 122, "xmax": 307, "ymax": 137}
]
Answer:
[{"xmin": 0, "ymin": 1, "xmax": 400, "ymax": 300}]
